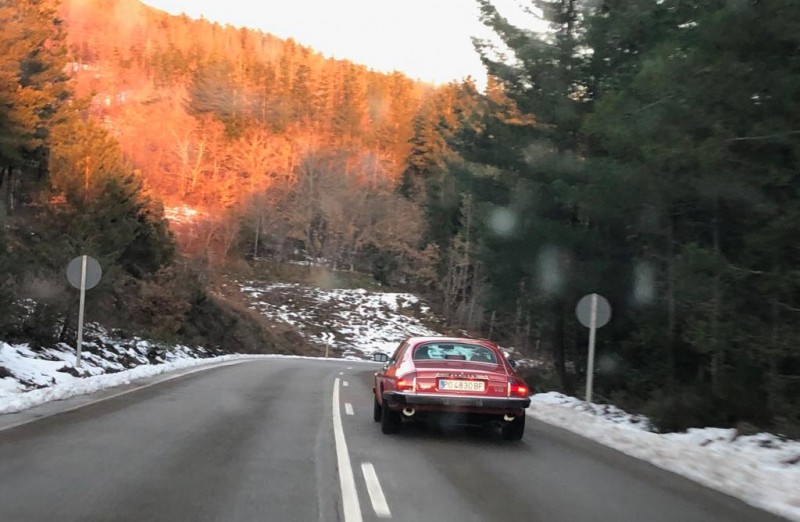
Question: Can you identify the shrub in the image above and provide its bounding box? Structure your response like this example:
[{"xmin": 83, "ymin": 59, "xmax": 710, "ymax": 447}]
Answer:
[{"xmin": 642, "ymin": 386, "xmax": 727, "ymax": 433}]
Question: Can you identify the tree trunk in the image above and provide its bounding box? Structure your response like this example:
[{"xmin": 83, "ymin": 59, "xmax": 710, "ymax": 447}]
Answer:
[
  {"xmin": 766, "ymin": 254, "xmax": 782, "ymax": 420},
  {"xmin": 459, "ymin": 196, "xmax": 473, "ymax": 311},
  {"xmin": 524, "ymin": 313, "xmax": 532, "ymax": 352},
  {"xmin": 59, "ymin": 307, "xmax": 73, "ymax": 343},
  {"xmin": 514, "ymin": 279, "xmax": 525, "ymax": 342},
  {"xmin": 221, "ymin": 219, "xmax": 239, "ymax": 262},
  {"xmin": 554, "ymin": 299, "xmax": 573, "ymax": 395},
  {"xmin": 0, "ymin": 166, "xmax": 7, "ymax": 217},
  {"xmin": 204, "ymin": 223, "xmax": 218, "ymax": 267},
  {"xmin": 8, "ymin": 168, "xmax": 16, "ymax": 215},
  {"xmin": 253, "ymin": 213, "xmax": 261, "ymax": 258},
  {"xmin": 666, "ymin": 213, "xmax": 677, "ymax": 388},
  {"xmin": 84, "ymin": 155, "xmax": 91, "ymax": 191},
  {"xmin": 767, "ymin": 293, "xmax": 780, "ymax": 410},
  {"xmin": 709, "ymin": 199, "xmax": 723, "ymax": 395},
  {"xmin": 467, "ymin": 261, "xmax": 481, "ymax": 330},
  {"xmin": 565, "ymin": 0, "xmax": 577, "ymax": 35},
  {"xmin": 442, "ymin": 247, "xmax": 456, "ymax": 319},
  {"xmin": 191, "ymin": 140, "xmax": 206, "ymax": 192},
  {"xmin": 3, "ymin": 167, "xmax": 16, "ymax": 216}
]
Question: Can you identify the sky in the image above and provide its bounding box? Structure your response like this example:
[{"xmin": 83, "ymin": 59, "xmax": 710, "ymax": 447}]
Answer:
[{"xmin": 140, "ymin": 0, "xmax": 537, "ymax": 87}]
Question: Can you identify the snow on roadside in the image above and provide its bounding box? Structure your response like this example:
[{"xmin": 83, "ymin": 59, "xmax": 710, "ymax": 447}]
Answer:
[
  {"xmin": 529, "ymin": 392, "xmax": 800, "ymax": 521},
  {"xmin": 1, "ymin": 341, "xmax": 370, "ymax": 416},
  {"xmin": 1, "ymin": 352, "xmax": 237, "ymax": 415},
  {"xmin": 532, "ymin": 391, "xmax": 654, "ymax": 430},
  {"xmin": 239, "ymin": 281, "xmax": 440, "ymax": 357},
  {"xmin": 0, "ymin": 325, "xmax": 222, "ymax": 415},
  {"xmin": 0, "ymin": 320, "xmax": 370, "ymax": 415}
]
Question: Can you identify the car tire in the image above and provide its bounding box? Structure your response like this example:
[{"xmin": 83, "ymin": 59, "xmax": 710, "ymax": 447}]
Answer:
[
  {"xmin": 380, "ymin": 403, "xmax": 401, "ymax": 434},
  {"xmin": 373, "ymin": 396, "xmax": 382, "ymax": 422},
  {"xmin": 502, "ymin": 414, "xmax": 525, "ymax": 441}
]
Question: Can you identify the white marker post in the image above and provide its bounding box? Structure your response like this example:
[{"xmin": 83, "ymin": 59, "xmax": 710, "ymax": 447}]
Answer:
[
  {"xmin": 76, "ymin": 255, "xmax": 88, "ymax": 367},
  {"xmin": 585, "ymin": 294, "xmax": 598, "ymax": 404},
  {"xmin": 66, "ymin": 255, "xmax": 103, "ymax": 369},
  {"xmin": 575, "ymin": 293, "xmax": 612, "ymax": 407}
]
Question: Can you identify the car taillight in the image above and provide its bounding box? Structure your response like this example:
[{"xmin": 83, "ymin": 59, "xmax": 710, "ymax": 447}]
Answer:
[
  {"xmin": 509, "ymin": 382, "xmax": 528, "ymax": 397},
  {"xmin": 397, "ymin": 377, "xmax": 415, "ymax": 391}
]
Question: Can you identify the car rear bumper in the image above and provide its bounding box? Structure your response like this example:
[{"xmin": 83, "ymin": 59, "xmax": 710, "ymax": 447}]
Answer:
[{"xmin": 383, "ymin": 391, "xmax": 531, "ymax": 410}]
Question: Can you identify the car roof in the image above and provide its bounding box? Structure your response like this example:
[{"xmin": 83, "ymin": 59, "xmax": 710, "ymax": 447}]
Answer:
[{"xmin": 406, "ymin": 336, "xmax": 497, "ymax": 347}]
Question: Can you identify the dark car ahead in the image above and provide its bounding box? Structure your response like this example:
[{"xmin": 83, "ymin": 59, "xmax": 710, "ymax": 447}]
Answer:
[{"xmin": 372, "ymin": 337, "xmax": 531, "ymax": 440}]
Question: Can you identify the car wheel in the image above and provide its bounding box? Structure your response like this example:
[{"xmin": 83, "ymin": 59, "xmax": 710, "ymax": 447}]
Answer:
[
  {"xmin": 373, "ymin": 396, "xmax": 382, "ymax": 422},
  {"xmin": 502, "ymin": 414, "xmax": 525, "ymax": 441},
  {"xmin": 380, "ymin": 404, "xmax": 401, "ymax": 434}
]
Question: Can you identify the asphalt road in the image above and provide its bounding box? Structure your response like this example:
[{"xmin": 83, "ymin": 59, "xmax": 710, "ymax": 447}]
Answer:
[{"xmin": 0, "ymin": 359, "xmax": 788, "ymax": 522}]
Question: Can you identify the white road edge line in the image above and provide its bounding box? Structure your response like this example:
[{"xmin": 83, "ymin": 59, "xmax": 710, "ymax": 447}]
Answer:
[
  {"xmin": 0, "ymin": 360, "xmax": 248, "ymax": 433},
  {"xmin": 345, "ymin": 403, "xmax": 354, "ymax": 416},
  {"xmin": 343, "ymin": 381, "xmax": 349, "ymax": 387},
  {"xmin": 361, "ymin": 462, "xmax": 391, "ymax": 518},
  {"xmin": 333, "ymin": 378, "xmax": 362, "ymax": 522}
]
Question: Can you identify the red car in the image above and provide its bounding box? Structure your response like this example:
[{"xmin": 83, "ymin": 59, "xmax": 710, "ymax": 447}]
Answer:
[{"xmin": 372, "ymin": 337, "xmax": 531, "ymax": 440}]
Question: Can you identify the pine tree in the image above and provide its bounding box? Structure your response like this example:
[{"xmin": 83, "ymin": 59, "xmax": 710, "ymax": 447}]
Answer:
[
  {"xmin": 44, "ymin": 117, "xmax": 174, "ymax": 278},
  {"xmin": 0, "ymin": 0, "xmax": 71, "ymax": 215},
  {"xmin": 577, "ymin": 0, "xmax": 800, "ymax": 429},
  {"xmin": 332, "ymin": 64, "xmax": 367, "ymax": 144},
  {"xmin": 291, "ymin": 63, "xmax": 313, "ymax": 125},
  {"xmin": 459, "ymin": 0, "xmax": 591, "ymax": 392},
  {"xmin": 188, "ymin": 58, "xmax": 244, "ymax": 135},
  {"xmin": 399, "ymin": 103, "xmax": 447, "ymax": 199}
]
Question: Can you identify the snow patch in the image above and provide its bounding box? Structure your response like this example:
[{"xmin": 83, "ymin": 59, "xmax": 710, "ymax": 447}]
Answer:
[
  {"xmin": 529, "ymin": 393, "xmax": 800, "ymax": 521},
  {"xmin": 164, "ymin": 205, "xmax": 206, "ymax": 224},
  {"xmin": 238, "ymin": 281, "xmax": 439, "ymax": 358}
]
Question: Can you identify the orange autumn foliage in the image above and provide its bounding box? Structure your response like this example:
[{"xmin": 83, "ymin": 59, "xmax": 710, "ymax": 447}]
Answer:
[{"xmin": 58, "ymin": 0, "xmax": 435, "ymax": 212}]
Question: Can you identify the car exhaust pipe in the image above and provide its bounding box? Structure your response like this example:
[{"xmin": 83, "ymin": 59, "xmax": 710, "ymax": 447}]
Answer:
[
  {"xmin": 402, "ymin": 407, "xmax": 416, "ymax": 417},
  {"xmin": 503, "ymin": 414, "xmax": 516, "ymax": 422}
]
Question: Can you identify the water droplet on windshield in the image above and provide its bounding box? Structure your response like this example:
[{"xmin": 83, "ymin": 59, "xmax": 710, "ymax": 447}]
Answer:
[
  {"xmin": 488, "ymin": 207, "xmax": 517, "ymax": 237},
  {"xmin": 537, "ymin": 246, "xmax": 563, "ymax": 295},
  {"xmin": 633, "ymin": 261, "xmax": 656, "ymax": 305}
]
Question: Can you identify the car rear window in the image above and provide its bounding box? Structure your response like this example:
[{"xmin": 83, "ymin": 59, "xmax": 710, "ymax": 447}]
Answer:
[{"xmin": 412, "ymin": 342, "xmax": 498, "ymax": 364}]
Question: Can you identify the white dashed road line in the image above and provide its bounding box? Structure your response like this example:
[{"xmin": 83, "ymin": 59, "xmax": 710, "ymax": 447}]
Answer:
[
  {"xmin": 361, "ymin": 462, "xmax": 392, "ymax": 518},
  {"xmin": 345, "ymin": 403, "xmax": 354, "ymax": 416},
  {"xmin": 343, "ymin": 381, "xmax": 349, "ymax": 387},
  {"xmin": 332, "ymin": 378, "xmax": 362, "ymax": 522}
]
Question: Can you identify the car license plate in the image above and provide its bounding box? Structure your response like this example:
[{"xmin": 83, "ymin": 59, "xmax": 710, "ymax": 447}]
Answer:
[{"xmin": 439, "ymin": 380, "xmax": 485, "ymax": 392}]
